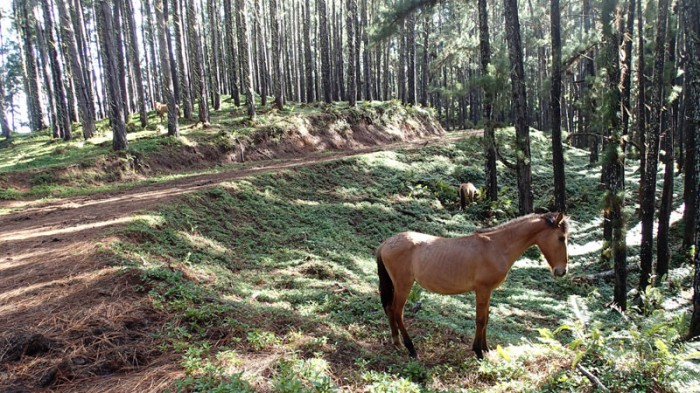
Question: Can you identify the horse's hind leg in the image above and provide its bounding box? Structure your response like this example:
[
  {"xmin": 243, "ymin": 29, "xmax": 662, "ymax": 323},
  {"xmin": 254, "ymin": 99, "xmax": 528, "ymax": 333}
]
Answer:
[
  {"xmin": 384, "ymin": 304, "xmax": 400, "ymax": 347},
  {"xmin": 392, "ymin": 283, "xmax": 417, "ymax": 358}
]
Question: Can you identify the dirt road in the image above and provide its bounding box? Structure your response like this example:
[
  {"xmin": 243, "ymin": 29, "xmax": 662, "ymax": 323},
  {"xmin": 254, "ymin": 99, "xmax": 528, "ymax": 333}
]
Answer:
[{"xmin": 0, "ymin": 130, "xmax": 481, "ymax": 392}]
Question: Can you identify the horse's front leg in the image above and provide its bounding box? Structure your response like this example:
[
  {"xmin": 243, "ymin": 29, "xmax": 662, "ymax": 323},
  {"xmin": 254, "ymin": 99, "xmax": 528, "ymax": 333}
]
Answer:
[{"xmin": 472, "ymin": 288, "xmax": 492, "ymax": 359}]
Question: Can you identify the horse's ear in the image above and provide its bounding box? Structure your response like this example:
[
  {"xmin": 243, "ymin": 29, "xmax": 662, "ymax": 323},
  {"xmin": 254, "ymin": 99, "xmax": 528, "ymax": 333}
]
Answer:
[{"xmin": 555, "ymin": 212, "xmax": 565, "ymax": 227}]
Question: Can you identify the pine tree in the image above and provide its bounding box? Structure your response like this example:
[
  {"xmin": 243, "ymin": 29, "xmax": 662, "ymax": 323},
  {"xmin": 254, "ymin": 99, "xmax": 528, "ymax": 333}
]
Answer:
[
  {"xmin": 154, "ymin": 0, "xmax": 179, "ymax": 136},
  {"xmin": 237, "ymin": 0, "xmax": 255, "ymax": 118}
]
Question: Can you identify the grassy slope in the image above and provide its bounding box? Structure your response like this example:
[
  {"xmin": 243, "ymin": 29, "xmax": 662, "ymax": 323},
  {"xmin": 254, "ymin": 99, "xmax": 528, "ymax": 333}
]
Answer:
[
  {"xmin": 0, "ymin": 99, "xmax": 438, "ymax": 202},
  {"xmin": 101, "ymin": 128, "xmax": 698, "ymax": 392}
]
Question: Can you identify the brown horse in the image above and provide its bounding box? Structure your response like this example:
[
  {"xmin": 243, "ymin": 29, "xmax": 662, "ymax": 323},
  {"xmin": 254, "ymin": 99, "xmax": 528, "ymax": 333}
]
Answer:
[
  {"xmin": 376, "ymin": 212, "xmax": 569, "ymax": 359},
  {"xmin": 459, "ymin": 182, "xmax": 479, "ymax": 210}
]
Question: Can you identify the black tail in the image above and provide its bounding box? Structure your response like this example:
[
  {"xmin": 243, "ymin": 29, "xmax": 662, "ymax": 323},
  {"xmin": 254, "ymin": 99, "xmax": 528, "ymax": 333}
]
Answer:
[{"xmin": 377, "ymin": 248, "xmax": 394, "ymax": 311}]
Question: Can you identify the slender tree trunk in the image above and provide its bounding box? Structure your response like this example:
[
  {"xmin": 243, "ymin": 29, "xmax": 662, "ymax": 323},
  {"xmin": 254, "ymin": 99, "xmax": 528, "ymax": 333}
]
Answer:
[
  {"xmin": 303, "ymin": 0, "xmax": 315, "ymax": 102},
  {"xmin": 478, "ymin": 0, "xmax": 497, "ymax": 202},
  {"xmin": 318, "ymin": 0, "xmax": 332, "ymax": 103},
  {"xmin": 144, "ymin": 0, "xmax": 161, "ymax": 104},
  {"xmin": 174, "ymin": 0, "xmax": 193, "ymax": 119},
  {"xmin": 420, "ymin": 16, "xmax": 429, "ymax": 107},
  {"xmin": 187, "ymin": 0, "xmax": 210, "ymax": 123},
  {"xmin": 56, "ymin": 0, "xmax": 97, "ymax": 138},
  {"xmin": 687, "ymin": 0, "xmax": 700, "ymax": 338},
  {"xmin": 407, "ymin": 12, "xmax": 417, "ymax": 105},
  {"xmin": 639, "ymin": 0, "xmax": 670, "ymax": 291},
  {"xmin": 270, "ymin": 0, "xmax": 285, "ymax": 109},
  {"xmin": 0, "ymin": 13, "xmax": 12, "ymax": 138},
  {"xmin": 550, "ymin": 0, "xmax": 566, "ymax": 212},
  {"xmin": 504, "ymin": 0, "xmax": 533, "ymax": 214},
  {"xmin": 237, "ymin": 0, "xmax": 255, "ymax": 118},
  {"xmin": 15, "ymin": 0, "xmax": 45, "ymax": 132},
  {"xmin": 223, "ymin": 0, "xmax": 240, "ymax": 107},
  {"xmin": 346, "ymin": 0, "xmax": 357, "ymax": 107},
  {"xmin": 155, "ymin": 0, "xmax": 179, "ymax": 136},
  {"xmin": 38, "ymin": 0, "xmax": 72, "ymax": 140},
  {"xmin": 637, "ymin": 0, "xmax": 647, "ymax": 206},
  {"xmin": 96, "ymin": 0, "xmax": 127, "ymax": 150},
  {"xmin": 682, "ymin": 0, "xmax": 698, "ymax": 256},
  {"xmin": 361, "ymin": 0, "xmax": 372, "ymax": 100},
  {"xmin": 621, "ymin": 0, "xmax": 636, "ymax": 139},
  {"xmin": 207, "ymin": 0, "xmax": 221, "ymax": 110},
  {"xmin": 122, "ymin": 0, "xmax": 148, "ymax": 127}
]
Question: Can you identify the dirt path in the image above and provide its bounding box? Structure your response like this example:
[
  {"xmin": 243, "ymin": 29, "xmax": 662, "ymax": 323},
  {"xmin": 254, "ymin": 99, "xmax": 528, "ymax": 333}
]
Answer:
[{"xmin": 0, "ymin": 130, "xmax": 480, "ymax": 392}]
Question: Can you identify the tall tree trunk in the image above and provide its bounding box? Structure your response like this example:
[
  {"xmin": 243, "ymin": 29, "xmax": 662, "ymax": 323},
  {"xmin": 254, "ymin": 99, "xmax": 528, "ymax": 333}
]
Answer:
[
  {"xmin": 38, "ymin": 0, "xmax": 72, "ymax": 140},
  {"xmin": 207, "ymin": 0, "xmax": 221, "ymax": 110},
  {"xmin": 420, "ymin": 16, "xmax": 429, "ymax": 107},
  {"xmin": 504, "ymin": 0, "xmax": 533, "ymax": 214},
  {"xmin": 96, "ymin": 0, "xmax": 127, "ymax": 150},
  {"xmin": 639, "ymin": 0, "xmax": 670, "ymax": 291},
  {"xmin": 223, "ymin": 0, "xmax": 240, "ymax": 107},
  {"xmin": 113, "ymin": 0, "xmax": 130, "ymax": 124},
  {"xmin": 270, "ymin": 0, "xmax": 285, "ymax": 109},
  {"xmin": 346, "ymin": 0, "xmax": 357, "ymax": 107},
  {"xmin": 361, "ymin": 0, "xmax": 372, "ymax": 101},
  {"xmin": 478, "ymin": 0, "xmax": 497, "ymax": 202},
  {"xmin": 0, "ymin": 12, "xmax": 12, "ymax": 138},
  {"xmin": 621, "ymin": 0, "xmax": 636, "ymax": 139},
  {"xmin": 682, "ymin": 0, "xmax": 698, "ymax": 257},
  {"xmin": 188, "ymin": 0, "xmax": 210, "ymax": 123},
  {"xmin": 550, "ymin": 0, "xmax": 565, "ymax": 212},
  {"xmin": 236, "ymin": 0, "xmax": 255, "ymax": 118},
  {"xmin": 687, "ymin": 0, "xmax": 700, "ymax": 339},
  {"xmin": 56, "ymin": 0, "xmax": 96, "ymax": 139},
  {"xmin": 600, "ymin": 0, "xmax": 627, "ymax": 310},
  {"xmin": 318, "ymin": 0, "xmax": 332, "ymax": 103},
  {"xmin": 144, "ymin": 0, "xmax": 161, "ymax": 104},
  {"xmin": 155, "ymin": 0, "xmax": 179, "ymax": 136},
  {"xmin": 15, "ymin": 0, "xmax": 45, "ymax": 132},
  {"xmin": 123, "ymin": 0, "xmax": 148, "ymax": 127},
  {"xmin": 303, "ymin": 0, "xmax": 315, "ymax": 102},
  {"xmin": 406, "ymin": 12, "xmax": 417, "ymax": 105},
  {"xmin": 174, "ymin": 0, "xmax": 193, "ymax": 119},
  {"xmin": 254, "ymin": 0, "xmax": 269, "ymax": 107},
  {"xmin": 637, "ymin": 0, "xmax": 647, "ymax": 206}
]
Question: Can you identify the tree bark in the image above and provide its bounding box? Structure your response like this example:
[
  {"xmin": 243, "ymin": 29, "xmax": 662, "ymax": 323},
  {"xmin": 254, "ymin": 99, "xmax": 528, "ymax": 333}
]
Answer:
[
  {"xmin": 207, "ymin": 0, "xmax": 221, "ymax": 110},
  {"xmin": 478, "ymin": 0, "xmax": 497, "ymax": 202},
  {"xmin": 550, "ymin": 0, "xmax": 566, "ymax": 212},
  {"xmin": 155, "ymin": 0, "xmax": 179, "ymax": 136},
  {"xmin": 123, "ymin": 0, "xmax": 149, "ymax": 127},
  {"xmin": 15, "ymin": 0, "xmax": 45, "ymax": 132},
  {"xmin": 174, "ymin": 0, "xmax": 194, "ymax": 119},
  {"xmin": 361, "ymin": 0, "xmax": 372, "ymax": 101},
  {"xmin": 38, "ymin": 0, "xmax": 71, "ymax": 140},
  {"xmin": 56, "ymin": 0, "xmax": 96, "ymax": 139},
  {"xmin": 407, "ymin": 12, "xmax": 417, "ymax": 105},
  {"xmin": 346, "ymin": 0, "xmax": 357, "ymax": 107},
  {"xmin": 236, "ymin": 0, "xmax": 255, "ymax": 118},
  {"xmin": 188, "ymin": 0, "xmax": 211, "ymax": 123},
  {"xmin": 318, "ymin": 0, "xmax": 332, "ymax": 103},
  {"xmin": 96, "ymin": 0, "xmax": 127, "ymax": 150},
  {"xmin": 688, "ymin": 0, "xmax": 700, "ymax": 339},
  {"xmin": 639, "ymin": 0, "xmax": 670, "ymax": 291},
  {"xmin": 503, "ymin": 0, "xmax": 533, "ymax": 214},
  {"xmin": 223, "ymin": 0, "xmax": 241, "ymax": 107},
  {"xmin": 270, "ymin": 0, "xmax": 286, "ymax": 109}
]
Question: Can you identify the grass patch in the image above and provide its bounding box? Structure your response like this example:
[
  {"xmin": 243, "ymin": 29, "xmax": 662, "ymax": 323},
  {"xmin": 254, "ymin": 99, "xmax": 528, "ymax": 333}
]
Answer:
[{"xmin": 102, "ymin": 128, "xmax": 699, "ymax": 391}]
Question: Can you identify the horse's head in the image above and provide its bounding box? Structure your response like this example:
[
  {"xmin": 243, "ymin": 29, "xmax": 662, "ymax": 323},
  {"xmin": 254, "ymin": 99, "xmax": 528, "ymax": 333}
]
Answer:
[{"xmin": 538, "ymin": 212, "xmax": 569, "ymax": 277}]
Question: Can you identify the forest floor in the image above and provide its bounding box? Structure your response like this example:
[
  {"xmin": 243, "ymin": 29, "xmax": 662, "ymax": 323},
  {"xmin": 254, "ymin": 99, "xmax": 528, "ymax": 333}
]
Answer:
[{"xmin": 0, "ymin": 127, "xmax": 480, "ymax": 392}]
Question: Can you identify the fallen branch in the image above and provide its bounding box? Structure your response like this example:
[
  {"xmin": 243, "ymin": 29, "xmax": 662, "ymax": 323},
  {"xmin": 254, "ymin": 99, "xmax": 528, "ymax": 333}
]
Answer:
[
  {"xmin": 576, "ymin": 364, "xmax": 609, "ymax": 392},
  {"xmin": 575, "ymin": 265, "xmax": 640, "ymax": 283}
]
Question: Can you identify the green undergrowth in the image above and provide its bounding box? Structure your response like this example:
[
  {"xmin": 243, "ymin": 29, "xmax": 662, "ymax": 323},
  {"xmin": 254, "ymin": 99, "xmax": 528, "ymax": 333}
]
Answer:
[
  {"xmin": 102, "ymin": 128, "xmax": 699, "ymax": 392},
  {"xmin": 0, "ymin": 99, "xmax": 436, "ymax": 201}
]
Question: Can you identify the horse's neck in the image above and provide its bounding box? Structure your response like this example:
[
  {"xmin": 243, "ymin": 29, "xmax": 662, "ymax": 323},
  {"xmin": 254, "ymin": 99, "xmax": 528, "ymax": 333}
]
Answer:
[{"xmin": 489, "ymin": 218, "xmax": 544, "ymax": 266}]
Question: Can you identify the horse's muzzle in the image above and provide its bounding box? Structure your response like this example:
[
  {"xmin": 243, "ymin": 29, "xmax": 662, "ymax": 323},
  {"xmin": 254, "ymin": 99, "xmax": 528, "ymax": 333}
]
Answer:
[{"xmin": 553, "ymin": 267, "xmax": 567, "ymax": 277}]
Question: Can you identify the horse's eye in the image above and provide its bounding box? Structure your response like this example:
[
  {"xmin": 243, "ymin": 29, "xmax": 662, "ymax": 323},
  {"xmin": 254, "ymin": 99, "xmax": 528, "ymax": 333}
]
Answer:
[{"xmin": 558, "ymin": 236, "xmax": 566, "ymax": 242}]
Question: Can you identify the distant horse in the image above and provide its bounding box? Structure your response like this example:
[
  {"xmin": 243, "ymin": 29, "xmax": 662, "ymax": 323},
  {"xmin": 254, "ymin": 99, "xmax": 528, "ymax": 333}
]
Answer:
[
  {"xmin": 376, "ymin": 212, "xmax": 569, "ymax": 359},
  {"xmin": 459, "ymin": 182, "xmax": 479, "ymax": 210},
  {"xmin": 155, "ymin": 102, "xmax": 180, "ymax": 122}
]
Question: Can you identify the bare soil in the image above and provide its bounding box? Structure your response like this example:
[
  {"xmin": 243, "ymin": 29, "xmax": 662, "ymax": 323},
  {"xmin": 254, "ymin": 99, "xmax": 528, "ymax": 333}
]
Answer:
[{"xmin": 0, "ymin": 129, "xmax": 481, "ymax": 392}]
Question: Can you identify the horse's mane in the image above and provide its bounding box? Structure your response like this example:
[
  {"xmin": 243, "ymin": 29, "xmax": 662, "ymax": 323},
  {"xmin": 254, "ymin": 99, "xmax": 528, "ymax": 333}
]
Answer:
[{"xmin": 475, "ymin": 212, "xmax": 569, "ymax": 234}]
